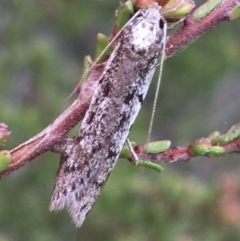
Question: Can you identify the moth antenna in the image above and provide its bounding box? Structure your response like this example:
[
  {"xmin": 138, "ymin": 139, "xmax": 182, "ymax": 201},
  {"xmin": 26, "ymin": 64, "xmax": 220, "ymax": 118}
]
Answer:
[
  {"xmin": 148, "ymin": 0, "xmax": 186, "ymax": 141},
  {"xmin": 126, "ymin": 138, "xmax": 139, "ymax": 164},
  {"xmin": 147, "ymin": 19, "xmax": 167, "ymax": 142}
]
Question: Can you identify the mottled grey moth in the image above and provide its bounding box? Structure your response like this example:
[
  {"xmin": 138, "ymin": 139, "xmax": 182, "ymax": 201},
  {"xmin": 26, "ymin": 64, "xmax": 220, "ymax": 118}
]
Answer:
[{"xmin": 50, "ymin": 3, "xmax": 166, "ymax": 227}]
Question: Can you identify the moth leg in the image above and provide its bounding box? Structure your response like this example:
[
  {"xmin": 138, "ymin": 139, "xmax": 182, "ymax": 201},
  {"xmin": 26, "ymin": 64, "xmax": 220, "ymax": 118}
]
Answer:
[
  {"xmin": 167, "ymin": 17, "xmax": 186, "ymax": 30},
  {"xmin": 126, "ymin": 138, "xmax": 139, "ymax": 165}
]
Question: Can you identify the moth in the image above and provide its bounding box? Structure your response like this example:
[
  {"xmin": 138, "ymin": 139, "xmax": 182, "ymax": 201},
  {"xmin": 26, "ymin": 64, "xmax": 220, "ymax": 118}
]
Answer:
[{"xmin": 50, "ymin": 3, "xmax": 167, "ymax": 227}]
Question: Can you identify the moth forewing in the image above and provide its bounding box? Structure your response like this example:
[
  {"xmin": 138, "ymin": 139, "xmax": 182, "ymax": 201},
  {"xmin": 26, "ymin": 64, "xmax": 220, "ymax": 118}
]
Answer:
[{"xmin": 50, "ymin": 3, "xmax": 166, "ymax": 227}]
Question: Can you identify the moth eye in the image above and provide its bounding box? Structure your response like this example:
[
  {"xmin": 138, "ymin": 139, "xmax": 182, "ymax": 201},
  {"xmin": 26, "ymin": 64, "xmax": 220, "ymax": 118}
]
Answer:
[{"xmin": 159, "ymin": 18, "xmax": 165, "ymax": 29}]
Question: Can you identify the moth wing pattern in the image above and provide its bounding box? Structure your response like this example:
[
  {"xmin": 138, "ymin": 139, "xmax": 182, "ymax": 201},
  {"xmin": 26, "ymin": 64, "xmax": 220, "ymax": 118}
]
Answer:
[{"xmin": 50, "ymin": 4, "xmax": 166, "ymax": 228}]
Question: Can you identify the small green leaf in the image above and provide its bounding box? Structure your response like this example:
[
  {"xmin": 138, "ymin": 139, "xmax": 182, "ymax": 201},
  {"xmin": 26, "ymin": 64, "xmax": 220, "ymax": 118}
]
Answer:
[
  {"xmin": 0, "ymin": 150, "xmax": 11, "ymax": 172},
  {"xmin": 120, "ymin": 146, "xmax": 132, "ymax": 159},
  {"xmin": 228, "ymin": 4, "xmax": 240, "ymax": 21},
  {"xmin": 143, "ymin": 140, "xmax": 171, "ymax": 154},
  {"xmin": 208, "ymin": 146, "xmax": 226, "ymax": 157},
  {"xmin": 193, "ymin": 0, "xmax": 222, "ymax": 21},
  {"xmin": 162, "ymin": 0, "xmax": 195, "ymax": 20},
  {"xmin": 219, "ymin": 123, "xmax": 240, "ymax": 144},
  {"xmin": 137, "ymin": 160, "xmax": 164, "ymax": 172},
  {"xmin": 95, "ymin": 33, "xmax": 114, "ymax": 62},
  {"xmin": 120, "ymin": 142, "xmax": 137, "ymax": 159},
  {"xmin": 116, "ymin": 0, "xmax": 134, "ymax": 30}
]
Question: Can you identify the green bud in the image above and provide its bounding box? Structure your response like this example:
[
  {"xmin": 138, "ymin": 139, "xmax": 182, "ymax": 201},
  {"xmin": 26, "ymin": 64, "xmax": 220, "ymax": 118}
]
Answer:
[
  {"xmin": 208, "ymin": 131, "xmax": 221, "ymax": 144},
  {"xmin": 0, "ymin": 123, "xmax": 10, "ymax": 145},
  {"xmin": 190, "ymin": 138, "xmax": 211, "ymax": 156}
]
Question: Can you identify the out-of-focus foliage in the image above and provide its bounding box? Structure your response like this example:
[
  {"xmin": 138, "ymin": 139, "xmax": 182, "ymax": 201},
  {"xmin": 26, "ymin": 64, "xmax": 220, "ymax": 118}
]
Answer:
[{"xmin": 1, "ymin": 0, "xmax": 240, "ymax": 240}]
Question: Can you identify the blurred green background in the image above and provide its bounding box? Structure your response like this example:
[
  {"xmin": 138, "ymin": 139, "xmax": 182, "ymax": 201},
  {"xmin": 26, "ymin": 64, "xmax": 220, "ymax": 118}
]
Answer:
[{"xmin": 1, "ymin": 0, "xmax": 240, "ymax": 240}]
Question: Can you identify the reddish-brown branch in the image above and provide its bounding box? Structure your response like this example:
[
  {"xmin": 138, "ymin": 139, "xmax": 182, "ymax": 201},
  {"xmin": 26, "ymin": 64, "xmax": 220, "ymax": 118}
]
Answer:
[
  {"xmin": 134, "ymin": 137, "xmax": 240, "ymax": 164},
  {"xmin": 1, "ymin": 64, "xmax": 104, "ymax": 177},
  {"xmin": 166, "ymin": 0, "xmax": 240, "ymax": 57},
  {"xmin": 1, "ymin": 0, "xmax": 239, "ymax": 179}
]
